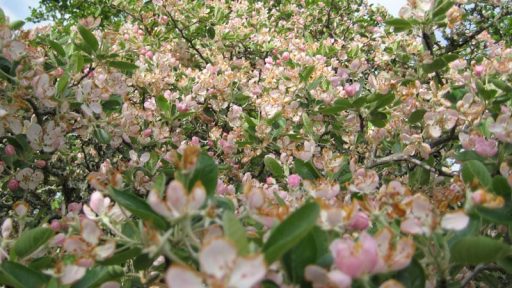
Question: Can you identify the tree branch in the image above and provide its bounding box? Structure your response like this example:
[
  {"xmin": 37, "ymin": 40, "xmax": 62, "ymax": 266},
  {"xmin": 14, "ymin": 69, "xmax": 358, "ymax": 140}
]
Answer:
[
  {"xmin": 367, "ymin": 153, "xmax": 456, "ymax": 177},
  {"xmin": 166, "ymin": 12, "xmax": 210, "ymax": 65}
]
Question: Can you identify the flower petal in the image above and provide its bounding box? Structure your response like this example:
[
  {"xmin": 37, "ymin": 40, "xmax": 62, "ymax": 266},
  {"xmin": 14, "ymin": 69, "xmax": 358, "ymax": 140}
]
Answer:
[
  {"xmin": 441, "ymin": 211, "xmax": 469, "ymax": 231},
  {"xmin": 199, "ymin": 238, "xmax": 237, "ymax": 279},
  {"xmin": 228, "ymin": 255, "xmax": 266, "ymax": 288},
  {"xmin": 165, "ymin": 265, "xmax": 204, "ymax": 288}
]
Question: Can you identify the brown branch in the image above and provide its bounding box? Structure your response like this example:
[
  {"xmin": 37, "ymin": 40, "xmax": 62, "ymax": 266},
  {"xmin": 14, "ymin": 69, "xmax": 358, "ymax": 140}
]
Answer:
[
  {"xmin": 24, "ymin": 98, "xmax": 43, "ymax": 125},
  {"xmin": 167, "ymin": 12, "xmax": 210, "ymax": 65},
  {"xmin": 461, "ymin": 264, "xmax": 506, "ymax": 287},
  {"xmin": 444, "ymin": 8, "xmax": 512, "ymax": 54},
  {"xmin": 70, "ymin": 65, "xmax": 95, "ymax": 88},
  {"xmin": 367, "ymin": 153, "xmax": 456, "ymax": 177}
]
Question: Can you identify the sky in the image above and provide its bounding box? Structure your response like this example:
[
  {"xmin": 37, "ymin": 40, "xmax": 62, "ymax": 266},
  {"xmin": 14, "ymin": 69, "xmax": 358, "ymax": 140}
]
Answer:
[{"xmin": 0, "ymin": 0, "xmax": 407, "ymax": 27}]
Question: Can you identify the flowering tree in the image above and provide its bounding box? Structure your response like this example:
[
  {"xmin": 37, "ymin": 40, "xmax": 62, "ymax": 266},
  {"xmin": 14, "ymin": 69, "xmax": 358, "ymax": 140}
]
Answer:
[{"xmin": 1, "ymin": 0, "xmax": 512, "ymax": 287}]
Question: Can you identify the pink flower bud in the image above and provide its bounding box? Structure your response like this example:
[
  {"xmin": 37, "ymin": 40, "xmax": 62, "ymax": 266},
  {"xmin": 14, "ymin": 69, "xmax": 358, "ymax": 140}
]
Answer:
[
  {"xmin": 266, "ymin": 177, "xmax": 275, "ymax": 185},
  {"xmin": 142, "ymin": 128, "xmax": 153, "ymax": 137},
  {"xmin": 159, "ymin": 16, "xmax": 169, "ymax": 25},
  {"xmin": 54, "ymin": 67, "xmax": 64, "ymax": 77},
  {"xmin": 7, "ymin": 179, "xmax": 19, "ymax": 191},
  {"xmin": 265, "ymin": 57, "xmax": 274, "ymax": 65},
  {"xmin": 77, "ymin": 258, "xmax": 94, "ymax": 268},
  {"xmin": 347, "ymin": 212, "xmax": 370, "ymax": 230},
  {"xmin": 376, "ymin": 16, "xmax": 383, "ymax": 23},
  {"xmin": 474, "ymin": 65, "xmax": 485, "ymax": 77},
  {"xmin": 474, "ymin": 137, "xmax": 498, "ymax": 157},
  {"xmin": 35, "ymin": 160, "xmax": 46, "ymax": 169},
  {"xmin": 68, "ymin": 202, "xmax": 82, "ymax": 214},
  {"xmin": 176, "ymin": 102, "xmax": 188, "ymax": 112},
  {"xmin": 4, "ymin": 144, "xmax": 16, "ymax": 156},
  {"xmin": 281, "ymin": 52, "xmax": 290, "ymax": 61},
  {"xmin": 344, "ymin": 83, "xmax": 360, "ymax": 97},
  {"xmin": 191, "ymin": 136, "xmax": 200, "ymax": 146},
  {"xmin": 53, "ymin": 233, "xmax": 66, "ymax": 246},
  {"xmin": 50, "ymin": 219, "xmax": 61, "ymax": 231},
  {"xmin": 287, "ymin": 174, "xmax": 301, "ymax": 188},
  {"xmin": 145, "ymin": 51, "xmax": 154, "ymax": 59},
  {"xmin": 123, "ymin": 34, "xmax": 130, "ymax": 40},
  {"xmin": 471, "ymin": 189, "xmax": 485, "ymax": 204}
]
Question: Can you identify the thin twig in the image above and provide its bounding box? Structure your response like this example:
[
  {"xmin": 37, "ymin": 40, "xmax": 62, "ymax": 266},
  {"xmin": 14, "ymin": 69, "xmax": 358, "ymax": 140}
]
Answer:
[{"xmin": 166, "ymin": 12, "xmax": 210, "ymax": 65}]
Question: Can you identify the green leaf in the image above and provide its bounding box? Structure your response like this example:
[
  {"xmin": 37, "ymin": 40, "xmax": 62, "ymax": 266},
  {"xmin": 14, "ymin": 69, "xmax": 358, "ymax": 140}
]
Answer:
[
  {"xmin": 409, "ymin": 166, "xmax": 430, "ymax": 188},
  {"xmin": 207, "ymin": 26, "xmax": 216, "ymax": 39},
  {"xmin": 55, "ymin": 74, "xmax": 69, "ymax": 95},
  {"xmin": 263, "ymin": 201, "xmax": 320, "ymax": 264},
  {"xmin": 372, "ymin": 93, "xmax": 395, "ymax": 110},
  {"xmin": 223, "ymin": 211, "xmax": 250, "ymax": 255},
  {"xmin": 101, "ymin": 95, "xmax": 123, "ymax": 115},
  {"xmin": 107, "ymin": 61, "xmax": 138, "ymax": 72},
  {"xmin": 450, "ymin": 236, "xmax": 509, "ymax": 264},
  {"xmin": 408, "ymin": 109, "xmax": 427, "ymax": 124},
  {"xmin": 476, "ymin": 206, "xmax": 512, "ymax": 225},
  {"xmin": 282, "ymin": 227, "xmax": 328, "ymax": 285},
  {"xmin": 155, "ymin": 95, "xmax": 171, "ymax": 113},
  {"xmin": 476, "ymin": 81, "xmax": 498, "ymax": 101},
  {"xmin": 109, "ymin": 188, "xmax": 169, "ymax": 230},
  {"xmin": 299, "ymin": 65, "xmax": 315, "ymax": 83},
  {"xmin": 319, "ymin": 99, "xmax": 352, "ymax": 114},
  {"xmin": 461, "ymin": 160, "xmax": 492, "ymax": 189},
  {"xmin": 423, "ymin": 54, "xmax": 458, "ymax": 74},
  {"xmin": 302, "ymin": 113, "xmax": 314, "ymax": 137},
  {"xmin": 187, "ymin": 153, "xmax": 218, "ymax": 197},
  {"xmin": 433, "ymin": 0, "xmax": 454, "ymax": 21},
  {"xmin": 99, "ymin": 247, "xmax": 142, "ymax": 265},
  {"xmin": 497, "ymin": 255, "xmax": 512, "ymax": 273},
  {"xmin": 78, "ymin": 25, "xmax": 99, "ymax": 52},
  {"xmin": 493, "ymin": 176, "xmax": 512, "ymax": 198},
  {"xmin": 395, "ymin": 258, "xmax": 426, "ymax": 288},
  {"xmin": 9, "ymin": 20, "xmax": 25, "ymax": 30},
  {"xmin": 385, "ymin": 18, "xmax": 413, "ymax": 32},
  {"xmin": 264, "ymin": 156, "xmax": 285, "ymax": 179},
  {"xmin": 294, "ymin": 159, "xmax": 321, "ymax": 180},
  {"xmin": 72, "ymin": 266, "xmax": 124, "ymax": 288},
  {"xmin": 14, "ymin": 227, "xmax": 53, "ymax": 259},
  {"xmin": 455, "ymin": 150, "xmax": 485, "ymax": 162},
  {"xmin": 490, "ymin": 78, "xmax": 512, "ymax": 93},
  {"xmin": 47, "ymin": 40, "xmax": 66, "ymax": 57},
  {"xmin": 94, "ymin": 127, "xmax": 111, "ymax": 145},
  {"xmin": 0, "ymin": 261, "xmax": 50, "ymax": 288}
]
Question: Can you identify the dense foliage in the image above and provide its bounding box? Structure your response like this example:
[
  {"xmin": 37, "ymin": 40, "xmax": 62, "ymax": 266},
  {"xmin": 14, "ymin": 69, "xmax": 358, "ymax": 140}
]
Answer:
[{"xmin": 1, "ymin": 0, "xmax": 512, "ymax": 287}]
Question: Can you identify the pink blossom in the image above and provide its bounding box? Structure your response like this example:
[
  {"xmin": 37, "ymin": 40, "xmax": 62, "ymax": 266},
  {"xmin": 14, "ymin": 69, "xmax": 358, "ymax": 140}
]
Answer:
[
  {"xmin": 474, "ymin": 65, "xmax": 485, "ymax": 77},
  {"xmin": 159, "ymin": 16, "xmax": 169, "ymax": 24},
  {"xmin": 344, "ymin": 83, "xmax": 360, "ymax": 97},
  {"xmin": 68, "ymin": 202, "xmax": 83, "ymax": 214},
  {"xmin": 474, "ymin": 137, "xmax": 498, "ymax": 157},
  {"xmin": 50, "ymin": 219, "xmax": 61, "ymax": 231},
  {"xmin": 142, "ymin": 128, "xmax": 153, "ymax": 137},
  {"xmin": 145, "ymin": 51, "xmax": 154, "ymax": 59},
  {"xmin": 7, "ymin": 179, "xmax": 19, "ymax": 191},
  {"xmin": 4, "ymin": 144, "xmax": 16, "ymax": 156},
  {"xmin": 330, "ymin": 233, "xmax": 379, "ymax": 278},
  {"xmin": 281, "ymin": 52, "xmax": 290, "ymax": 61},
  {"xmin": 347, "ymin": 212, "xmax": 370, "ymax": 231},
  {"xmin": 287, "ymin": 174, "xmax": 301, "ymax": 188},
  {"xmin": 35, "ymin": 160, "xmax": 47, "ymax": 168}
]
